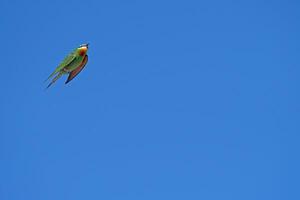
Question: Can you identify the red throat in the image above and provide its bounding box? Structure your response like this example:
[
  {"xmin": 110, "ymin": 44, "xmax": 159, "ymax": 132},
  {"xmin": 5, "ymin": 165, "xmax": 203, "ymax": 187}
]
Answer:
[{"xmin": 79, "ymin": 49, "xmax": 86, "ymax": 56}]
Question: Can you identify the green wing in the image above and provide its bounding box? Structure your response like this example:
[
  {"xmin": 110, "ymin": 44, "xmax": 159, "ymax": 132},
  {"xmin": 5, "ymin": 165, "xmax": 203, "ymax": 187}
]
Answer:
[{"xmin": 45, "ymin": 49, "xmax": 77, "ymax": 81}]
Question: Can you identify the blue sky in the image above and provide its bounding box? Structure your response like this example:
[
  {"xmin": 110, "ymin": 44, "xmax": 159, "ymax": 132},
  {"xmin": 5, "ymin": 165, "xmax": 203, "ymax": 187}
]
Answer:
[{"xmin": 1, "ymin": 0, "xmax": 299, "ymax": 199}]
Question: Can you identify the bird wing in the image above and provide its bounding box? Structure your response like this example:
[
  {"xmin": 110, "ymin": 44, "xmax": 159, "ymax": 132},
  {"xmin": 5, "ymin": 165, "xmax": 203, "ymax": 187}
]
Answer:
[
  {"xmin": 45, "ymin": 49, "xmax": 77, "ymax": 81},
  {"xmin": 65, "ymin": 55, "xmax": 88, "ymax": 84}
]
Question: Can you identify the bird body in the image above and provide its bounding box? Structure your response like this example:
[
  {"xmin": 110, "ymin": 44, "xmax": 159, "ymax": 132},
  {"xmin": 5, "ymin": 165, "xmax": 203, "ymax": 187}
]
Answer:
[{"xmin": 46, "ymin": 44, "xmax": 89, "ymax": 88}]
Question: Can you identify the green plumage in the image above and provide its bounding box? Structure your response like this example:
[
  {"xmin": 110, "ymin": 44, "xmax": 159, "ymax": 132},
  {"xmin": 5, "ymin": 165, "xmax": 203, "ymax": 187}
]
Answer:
[{"xmin": 46, "ymin": 44, "xmax": 89, "ymax": 89}]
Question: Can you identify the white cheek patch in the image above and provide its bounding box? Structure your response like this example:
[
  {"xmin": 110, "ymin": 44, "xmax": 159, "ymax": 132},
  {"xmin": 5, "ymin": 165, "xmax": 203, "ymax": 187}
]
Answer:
[{"xmin": 79, "ymin": 47, "xmax": 87, "ymax": 52}]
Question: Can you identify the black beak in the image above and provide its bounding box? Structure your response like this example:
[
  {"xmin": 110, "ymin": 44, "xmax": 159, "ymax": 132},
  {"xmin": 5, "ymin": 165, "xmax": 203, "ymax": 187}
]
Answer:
[{"xmin": 80, "ymin": 43, "xmax": 89, "ymax": 48}]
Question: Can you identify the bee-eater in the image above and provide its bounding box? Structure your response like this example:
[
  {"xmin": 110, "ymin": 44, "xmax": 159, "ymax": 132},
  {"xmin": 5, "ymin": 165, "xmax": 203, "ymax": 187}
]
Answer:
[{"xmin": 46, "ymin": 43, "xmax": 89, "ymax": 89}]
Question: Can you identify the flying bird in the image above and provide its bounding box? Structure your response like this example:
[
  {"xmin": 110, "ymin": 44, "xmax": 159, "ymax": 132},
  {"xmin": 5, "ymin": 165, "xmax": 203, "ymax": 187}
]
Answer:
[{"xmin": 46, "ymin": 43, "xmax": 89, "ymax": 88}]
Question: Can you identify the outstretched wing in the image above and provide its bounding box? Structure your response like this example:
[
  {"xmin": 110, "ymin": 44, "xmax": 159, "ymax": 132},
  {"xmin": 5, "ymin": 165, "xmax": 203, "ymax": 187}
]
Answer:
[
  {"xmin": 45, "ymin": 49, "xmax": 77, "ymax": 82},
  {"xmin": 65, "ymin": 55, "xmax": 88, "ymax": 84}
]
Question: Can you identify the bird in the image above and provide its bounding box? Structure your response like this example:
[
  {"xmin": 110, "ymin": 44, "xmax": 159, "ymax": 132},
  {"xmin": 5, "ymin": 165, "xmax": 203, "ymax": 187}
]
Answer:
[{"xmin": 46, "ymin": 43, "xmax": 89, "ymax": 89}]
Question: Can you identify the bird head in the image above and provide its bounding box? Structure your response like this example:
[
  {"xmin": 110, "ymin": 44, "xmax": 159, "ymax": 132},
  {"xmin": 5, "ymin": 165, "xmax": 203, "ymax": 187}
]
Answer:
[
  {"xmin": 78, "ymin": 43, "xmax": 89, "ymax": 56},
  {"xmin": 80, "ymin": 43, "xmax": 89, "ymax": 48}
]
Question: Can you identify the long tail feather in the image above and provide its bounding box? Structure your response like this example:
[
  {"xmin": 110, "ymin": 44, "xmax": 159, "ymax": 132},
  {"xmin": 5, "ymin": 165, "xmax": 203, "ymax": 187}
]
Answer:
[{"xmin": 46, "ymin": 72, "xmax": 63, "ymax": 89}]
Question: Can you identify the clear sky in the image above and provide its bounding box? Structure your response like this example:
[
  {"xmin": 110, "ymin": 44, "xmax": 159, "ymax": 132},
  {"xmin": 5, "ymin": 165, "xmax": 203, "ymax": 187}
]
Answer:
[{"xmin": 1, "ymin": 0, "xmax": 299, "ymax": 199}]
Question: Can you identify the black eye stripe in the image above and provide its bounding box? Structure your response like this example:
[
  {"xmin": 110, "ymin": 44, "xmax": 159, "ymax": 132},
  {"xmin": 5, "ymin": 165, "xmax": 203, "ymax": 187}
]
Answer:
[{"xmin": 79, "ymin": 44, "xmax": 89, "ymax": 48}]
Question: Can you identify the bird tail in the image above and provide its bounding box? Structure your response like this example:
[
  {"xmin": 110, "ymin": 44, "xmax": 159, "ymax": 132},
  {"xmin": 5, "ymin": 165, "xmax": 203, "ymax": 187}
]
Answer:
[
  {"xmin": 46, "ymin": 72, "xmax": 63, "ymax": 89},
  {"xmin": 45, "ymin": 72, "xmax": 56, "ymax": 82}
]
